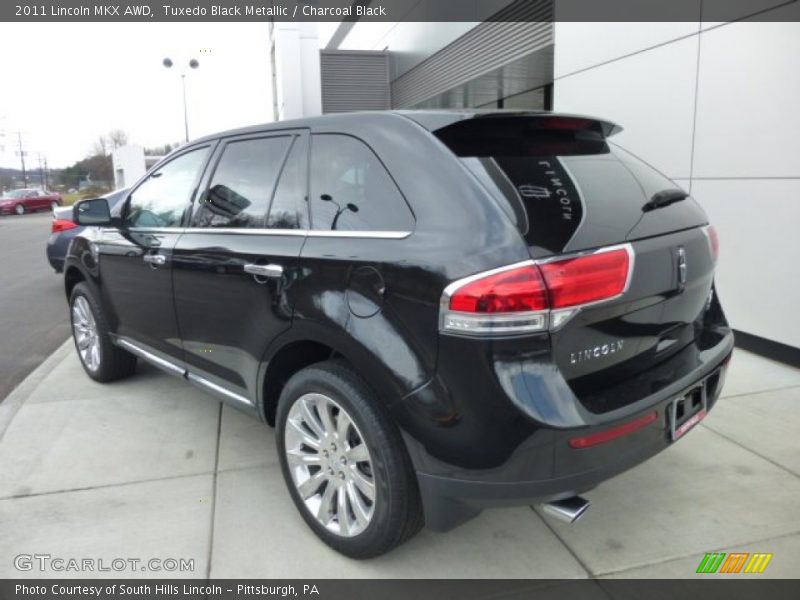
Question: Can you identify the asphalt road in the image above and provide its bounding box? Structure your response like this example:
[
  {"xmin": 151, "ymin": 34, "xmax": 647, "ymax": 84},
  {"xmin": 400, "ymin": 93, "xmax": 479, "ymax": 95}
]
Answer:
[{"xmin": 0, "ymin": 211, "xmax": 71, "ymax": 401}]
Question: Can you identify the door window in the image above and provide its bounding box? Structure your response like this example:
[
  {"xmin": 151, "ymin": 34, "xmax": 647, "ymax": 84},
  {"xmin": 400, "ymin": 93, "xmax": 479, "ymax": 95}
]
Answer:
[
  {"xmin": 266, "ymin": 135, "xmax": 309, "ymax": 230},
  {"xmin": 309, "ymin": 134, "xmax": 413, "ymax": 232},
  {"xmin": 193, "ymin": 136, "xmax": 292, "ymax": 229},
  {"xmin": 125, "ymin": 146, "xmax": 209, "ymax": 228}
]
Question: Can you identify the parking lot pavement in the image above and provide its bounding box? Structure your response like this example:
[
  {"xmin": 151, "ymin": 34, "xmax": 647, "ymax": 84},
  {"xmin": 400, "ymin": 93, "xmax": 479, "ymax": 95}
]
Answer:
[
  {"xmin": 1, "ymin": 344, "xmax": 799, "ymax": 579},
  {"xmin": 0, "ymin": 212, "xmax": 72, "ymax": 402}
]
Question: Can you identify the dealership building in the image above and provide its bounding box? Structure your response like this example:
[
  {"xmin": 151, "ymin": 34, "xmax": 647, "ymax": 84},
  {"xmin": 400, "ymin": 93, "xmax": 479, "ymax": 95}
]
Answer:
[{"xmin": 268, "ymin": 1, "xmax": 800, "ymax": 356}]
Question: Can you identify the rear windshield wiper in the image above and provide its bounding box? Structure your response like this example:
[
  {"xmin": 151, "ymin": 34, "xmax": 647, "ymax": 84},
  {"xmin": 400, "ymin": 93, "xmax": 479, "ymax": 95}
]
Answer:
[{"xmin": 642, "ymin": 189, "xmax": 688, "ymax": 212}]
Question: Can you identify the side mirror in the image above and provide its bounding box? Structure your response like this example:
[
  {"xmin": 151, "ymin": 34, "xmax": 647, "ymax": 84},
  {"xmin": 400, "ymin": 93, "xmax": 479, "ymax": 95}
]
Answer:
[{"xmin": 73, "ymin": 197, "xmax": 112, "ymax": 226}]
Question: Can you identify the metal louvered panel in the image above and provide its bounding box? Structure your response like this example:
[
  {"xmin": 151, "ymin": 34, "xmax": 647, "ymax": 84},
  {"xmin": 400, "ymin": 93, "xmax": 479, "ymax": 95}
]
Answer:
[
  {"xmin": 391, "ymin": 18, "xmax": 553, "ymax": 109},
  {"xmin": 320, "ymin": 50, "xmax": 391, "ymax": 114}
]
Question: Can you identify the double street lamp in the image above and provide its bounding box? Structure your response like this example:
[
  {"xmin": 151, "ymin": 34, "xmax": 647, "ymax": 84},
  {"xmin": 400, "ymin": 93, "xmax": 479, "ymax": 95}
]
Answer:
[{"xmin": 162, "ymin": 57, "xmax": 199, "ymax": 143}]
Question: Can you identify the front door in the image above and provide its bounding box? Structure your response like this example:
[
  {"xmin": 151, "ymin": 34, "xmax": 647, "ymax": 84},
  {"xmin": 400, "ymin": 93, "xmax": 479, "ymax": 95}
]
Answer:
[
  {"xmin": 97, "ymin": 144, "xmax": 213, "ymax": 363},
  {"xmin": 172, "ymin": 131, "xmax": 309, "ymax": 403}
]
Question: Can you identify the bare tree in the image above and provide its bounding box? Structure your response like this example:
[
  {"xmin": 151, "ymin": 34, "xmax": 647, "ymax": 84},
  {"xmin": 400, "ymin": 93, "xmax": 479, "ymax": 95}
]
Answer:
[
  {"xmin": 108, "ymin": 129, "xmax": 129, "ymax": 149},
  {"xmin": 91, "ymin": 136, "xmax": 109, "ymax": 157}
]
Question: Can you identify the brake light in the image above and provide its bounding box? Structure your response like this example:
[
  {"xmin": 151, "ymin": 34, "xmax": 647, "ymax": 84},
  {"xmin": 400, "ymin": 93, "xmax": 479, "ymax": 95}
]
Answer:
[
  {"xmin": 52, "ymin": 219, "xmax": 77, "ymax": 233},
  {"xmin": 539, "ymin": 248, "xmax": 630, "ymax": 309},
  {"xmin": 449, "ymin": 265, "xmax": 547, "ymax": 313},
  {"xmin": 441, "ymin": 245, "xmax": 633, "ymax": 335},
  {"xmin": 568, "ymin": 411, "xmax": 658, "ymax": 449},
  {"xmin": 704, "ymin": 225, "xmax": 719, "ymax": 262}
]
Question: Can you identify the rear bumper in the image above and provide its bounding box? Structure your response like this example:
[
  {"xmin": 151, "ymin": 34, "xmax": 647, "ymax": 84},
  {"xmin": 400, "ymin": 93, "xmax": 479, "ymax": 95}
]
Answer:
[{"xmin": 408, "ymin": 329, "xmax": 733, "ymax": 531}]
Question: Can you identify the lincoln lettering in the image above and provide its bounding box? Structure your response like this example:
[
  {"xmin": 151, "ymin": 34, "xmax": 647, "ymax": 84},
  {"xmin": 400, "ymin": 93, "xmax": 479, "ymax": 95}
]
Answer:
[
  {"xmin": 570, "ymin": 340, "xmax": 624, "ymax": 364},
  {"xmin": 538, "ymin": 159, "xmax": 576, "ymax": 221}
]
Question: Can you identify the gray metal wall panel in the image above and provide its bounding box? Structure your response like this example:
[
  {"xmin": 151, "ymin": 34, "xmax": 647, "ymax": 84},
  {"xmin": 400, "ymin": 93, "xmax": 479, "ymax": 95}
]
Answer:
[
  {"xmin": 391, "ymin": 10, "xmax": 554, "ymax": 108},
  {"xmin": 320, "ymin": 50, "xmax": 391, "ymax": 113}
]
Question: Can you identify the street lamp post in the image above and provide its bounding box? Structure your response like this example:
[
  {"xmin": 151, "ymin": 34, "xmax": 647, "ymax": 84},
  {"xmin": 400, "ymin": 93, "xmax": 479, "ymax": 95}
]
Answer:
[{"xmin": 163, "ymin": 57, "xmax": 199, "ymax": 143}]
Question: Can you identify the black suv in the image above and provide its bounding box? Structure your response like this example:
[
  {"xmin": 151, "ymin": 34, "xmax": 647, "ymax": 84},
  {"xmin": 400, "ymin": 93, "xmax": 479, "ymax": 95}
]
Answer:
[{"xmin": 65, "ymin": 111, "xmax": 733, "ymax": 558}]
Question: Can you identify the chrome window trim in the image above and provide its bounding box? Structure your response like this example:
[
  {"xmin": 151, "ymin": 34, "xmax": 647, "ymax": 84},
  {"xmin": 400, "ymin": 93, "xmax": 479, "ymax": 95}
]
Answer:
[
  {"xmin": 187, "ymin": 372, "xmax": 253, "ymax": 406},
  {"xmin": 183, "ymin": 227, "xmax": 306, "ymax": 236},
  {"xmin": 307, "ymin": 230, "xmax": 411, "ymax": 239},
  {"xmin": 102, "ymin": 226, "xmax": 412, "ymax": 239},
  {"xmin": 126, "ymin": 226, "xmax": 182, "ymax": 234}
]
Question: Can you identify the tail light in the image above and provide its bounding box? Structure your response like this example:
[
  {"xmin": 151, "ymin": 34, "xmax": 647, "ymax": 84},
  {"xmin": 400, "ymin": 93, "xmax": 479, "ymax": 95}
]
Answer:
[
  {"xmin": 703, "ymin": 225, "xmax": 719, "ymax": 262},
  {"xmin": 441, "ymin": 244, "xmax": 633, "ymax": 336},
  {"xmin": 52, "ymin": 219, "xmax": 77, "ymax": 233},
  {"xmin": 539, "ymin": 248, "xmax": 630, "ymax": 309}
]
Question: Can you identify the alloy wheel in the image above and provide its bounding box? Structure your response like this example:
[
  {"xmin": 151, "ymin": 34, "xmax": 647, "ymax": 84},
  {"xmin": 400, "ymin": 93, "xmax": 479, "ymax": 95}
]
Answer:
[
  {"xmin": 284, "ymin": 392, "xmax": 376, "ymax": 537},
  {"xmin": 72, "ymin": 296, "xmax": 101, "ymax": 371},
  {"xmin": 15, "ymin": 204, "xmax": 24, "ymax": 215}
]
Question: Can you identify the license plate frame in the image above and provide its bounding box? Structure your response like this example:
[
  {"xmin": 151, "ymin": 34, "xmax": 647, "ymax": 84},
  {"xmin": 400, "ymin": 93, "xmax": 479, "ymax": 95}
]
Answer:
[{"xmin": 669, "ymin": 383, "xmax": 708, "ymax": 441}]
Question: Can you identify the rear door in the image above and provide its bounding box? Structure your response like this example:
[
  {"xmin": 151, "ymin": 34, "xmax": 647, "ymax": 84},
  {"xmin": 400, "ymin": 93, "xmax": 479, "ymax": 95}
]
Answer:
[
  {"xmin": 172, "ymin": 130, "xmax": 309, "ymax": 404},
  {"xmin": 436, "ymin": 115, "xmax": 716, "ymax": 409}
]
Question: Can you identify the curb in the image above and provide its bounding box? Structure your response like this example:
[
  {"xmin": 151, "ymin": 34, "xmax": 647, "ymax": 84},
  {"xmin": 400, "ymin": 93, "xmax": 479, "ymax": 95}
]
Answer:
[{"xmin": 0, "ymin": 338, "xmax": 74, "ymax": 443}]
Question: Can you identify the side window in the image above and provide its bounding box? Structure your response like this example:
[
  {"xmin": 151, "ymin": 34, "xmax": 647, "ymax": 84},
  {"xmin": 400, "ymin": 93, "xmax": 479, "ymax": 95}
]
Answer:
[
  {"xmin": 126, "ymin": 147, "xmax": 209, "ymax": 228},
  {"xmin": 309, "ymin": 134, "xmax": 413, "ymax": 232},
  {"xmin": 267, "ymin": 135, "xmax": 309, "ymax": 230},
  {"xmin": 193, "ymin": 136, "xmax": 291, "ymax": 229}
]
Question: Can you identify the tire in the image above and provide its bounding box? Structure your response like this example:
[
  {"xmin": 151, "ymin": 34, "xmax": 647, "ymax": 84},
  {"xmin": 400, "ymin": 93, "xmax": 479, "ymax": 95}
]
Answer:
[
  {"xmin": 69, "ymin": 282, "xmax": 137, "ymax": 382},
  {"xmin": 51, "ymin": 201, "xmax": 59, "ymax": 211},
  {"xmin": 276, "ymin": 360, "xmax": 424, "ymax": 558},
  {"xmin": 14, "ymin": 204, "xmax": 24, "ymax": 215}
]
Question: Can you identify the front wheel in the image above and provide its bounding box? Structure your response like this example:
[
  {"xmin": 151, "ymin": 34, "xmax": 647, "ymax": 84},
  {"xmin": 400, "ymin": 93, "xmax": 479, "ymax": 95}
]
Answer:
[
  {"xmin": 69, "ymin": 282, "xmax": 137, "ymax": 382},
  {"xmin": 14, "ymin": 204, "xmax": 24, "ymax": 215},
  {"xmin": 276, "ymin": 361, "xmax": 423, "ymax": 558},
  {"xmin": 51, "ymin": 201, "xmax": 59, "ymax": 211}
]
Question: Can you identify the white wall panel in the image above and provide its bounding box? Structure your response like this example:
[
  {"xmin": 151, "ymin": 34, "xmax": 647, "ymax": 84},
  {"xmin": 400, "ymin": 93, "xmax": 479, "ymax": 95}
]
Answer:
[
  {"xmin": 553, "ymin": 35, "xmax": 698, "ymax": 179},
  {"xmin": 554, "ymin": 22, "xmax": 698, "ymax": 78},
  {"xmin": 691, "ymin": 179, "xmax": 800, "ymax": 348},
  {"xmin": 693, "ymin": 21, "xmax": 800, "ymax": 178}
]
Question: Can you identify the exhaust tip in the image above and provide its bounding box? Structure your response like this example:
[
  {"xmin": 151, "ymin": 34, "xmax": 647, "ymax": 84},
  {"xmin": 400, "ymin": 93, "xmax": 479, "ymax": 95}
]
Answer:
[{"xmin": 541, "ymin": 496, "xmax": 590, "ymax": 524}]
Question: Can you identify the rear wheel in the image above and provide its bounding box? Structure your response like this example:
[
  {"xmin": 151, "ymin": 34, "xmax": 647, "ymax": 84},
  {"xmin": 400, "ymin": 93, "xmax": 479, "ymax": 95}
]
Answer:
[
  {"xmin": 14, "ymin": 204, "xmax": 24, "ymax": 215},
  {"xmin": 276, "ymin": 360, "xmax": 423, "ymax": 558},
  {"xmin": 69, "ymin": 282, "xmax": 137, "ymax": 382},
  {"xmin": 51, "ymin": 201, "xmax": 59, "ymax": 211}
]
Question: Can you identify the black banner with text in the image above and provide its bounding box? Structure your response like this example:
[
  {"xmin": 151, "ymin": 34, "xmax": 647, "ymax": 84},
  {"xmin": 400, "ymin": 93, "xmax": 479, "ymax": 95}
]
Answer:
[{"xmin": 2, "ymin": 0, "xmax": 800, "ymax": 22}]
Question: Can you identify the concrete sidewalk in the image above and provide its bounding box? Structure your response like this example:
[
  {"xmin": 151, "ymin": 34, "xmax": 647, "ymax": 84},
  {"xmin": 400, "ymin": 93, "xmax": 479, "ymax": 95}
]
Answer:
[{"xmin": 1, "ymin": 342, "xmax": 799, "ymax": 579}]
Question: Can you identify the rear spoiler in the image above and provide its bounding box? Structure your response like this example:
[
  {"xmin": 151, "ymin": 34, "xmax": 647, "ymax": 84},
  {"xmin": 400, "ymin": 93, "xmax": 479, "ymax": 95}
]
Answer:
[
  {"xmin": 400, "ymin": 110, "xmax": 623, "ymax": 139},
  {"xmin": 425, "ymin": 112, "xmax": 621, "ymax": 158}
]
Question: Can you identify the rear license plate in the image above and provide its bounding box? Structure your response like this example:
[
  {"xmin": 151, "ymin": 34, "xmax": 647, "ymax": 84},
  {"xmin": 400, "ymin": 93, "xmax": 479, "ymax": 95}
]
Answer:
[{"xmin": 669, "ymin": 384, "xmax": 707, "ymax": 441}]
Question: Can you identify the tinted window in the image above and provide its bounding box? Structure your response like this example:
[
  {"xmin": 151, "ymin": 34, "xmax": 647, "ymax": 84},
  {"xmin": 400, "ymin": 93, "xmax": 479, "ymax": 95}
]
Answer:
[
  {"xmin": 267, "ymin": 136, "xmax": 308, "ymax": 230},
  {"xmin": 193, "ymin": 136, "xmax": 291, "ymax": 229},
  {"xmin": 309, "ymin": 134, "xmax": 413, "ymax": 232},
  {"xmin": 126, "ymin": 147, "xmax": 209, "ymax": 228}
]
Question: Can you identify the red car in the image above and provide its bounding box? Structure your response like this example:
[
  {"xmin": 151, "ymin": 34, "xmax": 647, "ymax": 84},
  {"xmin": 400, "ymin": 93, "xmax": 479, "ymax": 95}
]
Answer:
[{"xmin": 0, "ymin": 188, "xmax": 63, "ymax": 215}]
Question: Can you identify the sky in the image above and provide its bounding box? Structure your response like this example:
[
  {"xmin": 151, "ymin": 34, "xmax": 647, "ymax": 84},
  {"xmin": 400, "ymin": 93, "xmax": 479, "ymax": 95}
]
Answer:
[{"xmin": 0, "ymin": 22, "xmax": 274, "ymax": 168}]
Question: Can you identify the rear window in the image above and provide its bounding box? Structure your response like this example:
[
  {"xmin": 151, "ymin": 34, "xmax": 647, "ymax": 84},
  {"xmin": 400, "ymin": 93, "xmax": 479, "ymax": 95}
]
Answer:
[
  {"xmin": 309, "ymin": 134, "xmax": 414, "ymax": 233},
  {"xmin": 436, "ymin": 116, "xmax": 680, "ymax": 253}
]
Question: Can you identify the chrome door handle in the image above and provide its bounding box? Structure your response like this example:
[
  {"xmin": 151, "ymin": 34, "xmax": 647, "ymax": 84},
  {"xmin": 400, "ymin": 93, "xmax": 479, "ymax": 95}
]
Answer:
[
  {"xmin": 244, "ymin": 263, "xmax": 283, "ymax": 278},
  {"xmin": 143, "ymin": 254, "xmax": 167, "ymax": 266}
]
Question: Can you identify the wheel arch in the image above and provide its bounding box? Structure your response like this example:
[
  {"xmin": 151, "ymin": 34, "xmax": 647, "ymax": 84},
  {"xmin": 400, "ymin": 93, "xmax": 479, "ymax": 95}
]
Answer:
[
  {"xmin": 258, "ymin": 325, "xmax": 412, "ymax": 427},
  {"xmin": 64, "ymin": 264, "xmax": 86, "ymax": 299}
]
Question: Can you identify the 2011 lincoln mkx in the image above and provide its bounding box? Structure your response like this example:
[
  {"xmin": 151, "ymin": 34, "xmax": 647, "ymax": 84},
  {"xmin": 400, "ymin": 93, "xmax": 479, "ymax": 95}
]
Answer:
[{"xmin": 63, "ymin": 111, "xmax": 733, "ymax": 558}]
